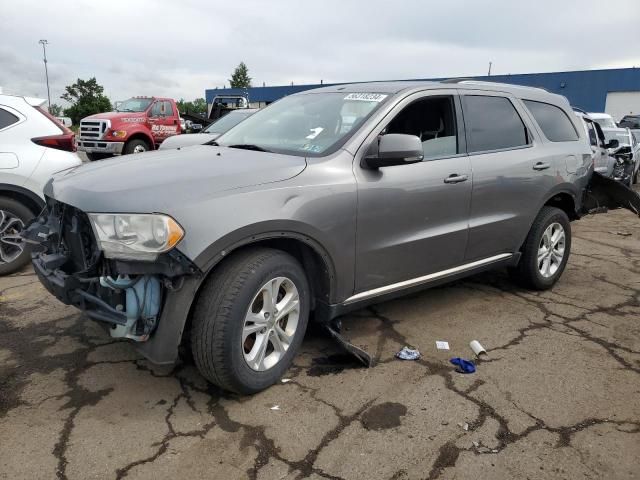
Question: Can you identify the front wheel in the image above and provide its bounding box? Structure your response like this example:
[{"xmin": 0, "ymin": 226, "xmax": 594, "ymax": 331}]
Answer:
[
  {"xmin": 123, "ymin": 139, "xmax": 150, "ymax": 155},
  {"xmin": 510, "ymin": 206, "xmax": 571, "ymax": 290},
  {"xmin": 191, "ymin": 248, "xmax": 310, "ymax": 394}
]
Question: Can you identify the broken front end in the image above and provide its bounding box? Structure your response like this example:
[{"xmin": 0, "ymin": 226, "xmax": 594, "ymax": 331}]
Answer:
[
  {"xmin": 582, "ymin": 171, "xmax": 640, "ymax": 217},
  {"xmin": 23, "ymin": 198, "xmax": 201, "ymax": 362}
]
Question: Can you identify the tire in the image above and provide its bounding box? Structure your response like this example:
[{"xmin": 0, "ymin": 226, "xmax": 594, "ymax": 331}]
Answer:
[
  {"xmin": 86, "ymin": 153, "xmax": 111, "ymax": 161},
  {"xmin": 191, "ymin": 247, "xmax": 310, "ymax": 394},
  {"xmin": 0, "ymin": 197, "xmax": 34, "ymax": 275},
  {"xmin": 510, "ymin": 206, "xmax": 571, "ymax": 290},
  {"xmin": 123, "ymin": 139, "xmax": 150, "ymax": 155}
]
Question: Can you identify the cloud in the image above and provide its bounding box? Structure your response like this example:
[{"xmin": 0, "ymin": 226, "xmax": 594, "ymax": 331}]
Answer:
[{"xmin": 1, "ymin": 0, "xmax": 639, "ymax": 104}]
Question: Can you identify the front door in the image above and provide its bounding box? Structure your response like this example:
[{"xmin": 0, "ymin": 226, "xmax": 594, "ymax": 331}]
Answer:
[
  {"xmin": 148, "ymin": 100, "xmax": 179, "ymax": 143},
  {"xmin": 354, "ymin": 91, "xmax": 472, "ymax": 294}
]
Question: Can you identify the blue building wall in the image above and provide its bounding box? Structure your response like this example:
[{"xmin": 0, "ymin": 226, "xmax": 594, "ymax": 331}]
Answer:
[{"xmin": 206, "ymin": 68, "xmax": 640, "ymax": 112}]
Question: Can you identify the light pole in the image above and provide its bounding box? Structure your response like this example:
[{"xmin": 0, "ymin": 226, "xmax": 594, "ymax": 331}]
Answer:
[{"xmin": 38, "ymin": 39, "xmax": 51, "ymax": 111}]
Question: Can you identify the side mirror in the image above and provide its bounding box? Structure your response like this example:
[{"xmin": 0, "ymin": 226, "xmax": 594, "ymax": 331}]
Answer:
[
  {"xmin": 362, "ymin": 134, "xmax": 424, "ymax": 169},
  {"xmin": 605, "ymin": 139, "xmax": 619, "ymax": 149}
]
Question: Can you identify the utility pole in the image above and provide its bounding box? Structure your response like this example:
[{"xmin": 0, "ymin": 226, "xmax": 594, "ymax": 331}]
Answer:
[
  {"xmin": 488, "ymin": 61, "xmax": 492, "ymax": 77},
  {"xmin": 39, "ymin": 39, "xmax": 51, "ymax": 111}
]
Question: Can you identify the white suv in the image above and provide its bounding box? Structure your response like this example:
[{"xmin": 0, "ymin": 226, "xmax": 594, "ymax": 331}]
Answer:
[{"xmin": 0, "ymin": 94, "xmax": 82, "ymax": 274}]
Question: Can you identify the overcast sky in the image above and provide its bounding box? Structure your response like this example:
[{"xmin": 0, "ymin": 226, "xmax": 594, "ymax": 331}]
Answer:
[{"xmin": 2, "ymin": 0, "xmax": 639, "ymax": 106}]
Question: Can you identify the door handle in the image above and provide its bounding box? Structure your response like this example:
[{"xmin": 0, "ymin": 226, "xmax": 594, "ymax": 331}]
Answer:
[
  {"xmin": 444, "ymin": 174, "xmax": 468, "ymax": 184},
  {"xmin": 533, "ymin": 162, "xmax": 551, "ymax": 171}
]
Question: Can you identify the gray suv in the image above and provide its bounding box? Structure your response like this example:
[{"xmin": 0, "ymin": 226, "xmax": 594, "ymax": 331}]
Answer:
[{"xmin": 26, "ymin": 81, "xmax": 630, "ymax": 394}]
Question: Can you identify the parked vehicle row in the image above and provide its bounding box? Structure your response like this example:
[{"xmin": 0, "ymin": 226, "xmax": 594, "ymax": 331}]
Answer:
[
  {"xmin": 23, "ymin": 80, "xmax": 640, "ymax": 394},
  {"xmin": 576, "ymin": 110, "xmax": 640, "ymax": 185}
]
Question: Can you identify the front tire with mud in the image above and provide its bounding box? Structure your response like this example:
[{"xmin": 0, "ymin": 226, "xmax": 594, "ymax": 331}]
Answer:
[
  {"xmin": 510, "ymin": 206, "xmax": 571, "ymax": 290},
  {"xmin": 191, "ymin": 248, "xmax": 310, "ymax": 394}
]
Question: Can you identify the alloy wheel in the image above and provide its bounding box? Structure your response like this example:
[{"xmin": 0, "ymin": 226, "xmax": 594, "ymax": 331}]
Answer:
[
  {"xmin": 538, "ymin": 222, "xmax": 565, "ymax": 278},
  {"xmin": 242, "ymin": 276, "xmax": 300, "ymax": 371},
  {"xmin": 0, "ymin": 210, "xmax": 25, "ymax": 265}
]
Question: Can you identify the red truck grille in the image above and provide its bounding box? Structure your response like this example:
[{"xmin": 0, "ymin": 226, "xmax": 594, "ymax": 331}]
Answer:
[{"xmin": 79, "ymin": 119, "xmax": 109, "ymax": 140}]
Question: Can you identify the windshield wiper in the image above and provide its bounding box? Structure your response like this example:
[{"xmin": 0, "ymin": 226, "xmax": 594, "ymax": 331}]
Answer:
[{"xmin": 228, "ymin": 144, "xmax": 272, "ymax": 153}]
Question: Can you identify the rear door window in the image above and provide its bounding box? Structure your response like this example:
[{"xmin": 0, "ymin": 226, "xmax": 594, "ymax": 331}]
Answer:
[
  {"xmin": 462, "ymin": 95, "xmax": 529, "ymax": 153},
  {"xmin": 0, "ymin": 108, "xmax": 19, "ymax": 131},
  {"xmin": 523, "ymin": 100, "xmax": 578, "ymax": 142}
]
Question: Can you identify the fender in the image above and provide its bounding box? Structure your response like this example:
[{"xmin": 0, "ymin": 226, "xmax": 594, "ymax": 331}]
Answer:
[
  {"xmin": 137, "ymin": 224, "xmax": 341, "ymax": 365},
  {"xmin": 194, "ymin": 220, "xmax": 339, "ymax": 299},
  {"xmin": 120, "ymin": 125, "xmax": 155, "ymax": 149},
  {"xmin": 0, "ymin": 183, "xmax": 46, "ymax": 212}
]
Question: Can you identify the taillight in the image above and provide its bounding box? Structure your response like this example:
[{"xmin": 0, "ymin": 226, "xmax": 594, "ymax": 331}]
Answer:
[{"xmin": 32, "ymin": 133, "xmax": 76, "ymax": 152}]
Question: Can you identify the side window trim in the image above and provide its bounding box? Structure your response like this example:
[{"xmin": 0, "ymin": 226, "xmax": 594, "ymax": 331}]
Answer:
[{"xmin": 459, "ymin": 92, "xmax": 534, "ymax": 156}]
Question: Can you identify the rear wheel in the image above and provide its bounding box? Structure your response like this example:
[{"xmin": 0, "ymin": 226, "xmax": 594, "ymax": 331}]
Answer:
[
  {"xmin": 123, "ymin": 139, "xmax": 150, "ymax": 155},
  {"xmin": 510, "ymin": 206, "xmax": 571, "ymax": 290},
  {"xmin": 191, "ymin": 248, "xmax": 310, "ymax": 394},
  {"xmin": 0, "ymin": 197, "xmax": 34, "ymax": 275}
]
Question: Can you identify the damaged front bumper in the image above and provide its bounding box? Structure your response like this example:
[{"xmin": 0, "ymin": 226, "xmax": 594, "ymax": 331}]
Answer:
[{"xmin": 24, "ymin": 198, "xmax": 202, "ymax": 364}]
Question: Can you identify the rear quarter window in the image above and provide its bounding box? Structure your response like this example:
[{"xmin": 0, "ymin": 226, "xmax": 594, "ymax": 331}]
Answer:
[
  {"xmin": 0, "ymin": 108, "xmax": 19, "ymax": 130},
  {"xmin": 523, "ymin": 100, "xmax": 579, "ymax": 142}
]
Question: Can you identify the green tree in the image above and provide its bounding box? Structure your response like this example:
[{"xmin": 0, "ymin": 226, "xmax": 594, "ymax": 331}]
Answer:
[
  {"xmin": 49, "ymin": 103, "xmax": 63, "ymax": 116},
  {"xmin": 176, "ymin": 97, "xmax": 207, "ymax": 115},
  {"xmin": 229, "ymin": 62, "xmax": 251, "ymax": 88},
  {"xmin": 60, "ymin": 77, "xmax": 112, "ymax": 125}
]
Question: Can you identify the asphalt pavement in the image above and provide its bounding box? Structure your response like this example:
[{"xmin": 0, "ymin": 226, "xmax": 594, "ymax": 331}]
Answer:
[{"xmin": 1, "ymin": 208, "xmax": 639, "ymax": 480}]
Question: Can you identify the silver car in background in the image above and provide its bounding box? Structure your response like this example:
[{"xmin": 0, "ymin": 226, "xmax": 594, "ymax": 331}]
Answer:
[{"xmin": 159, "ymin": 109, "xmax": 258, "ymax": 150}]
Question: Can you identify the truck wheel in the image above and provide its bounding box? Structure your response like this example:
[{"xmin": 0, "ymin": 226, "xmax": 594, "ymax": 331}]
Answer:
[
  {"xmin": 86, "ymin": 153, "xmax": 111, "ymax": 161},
  {"xmin": 123, "ymin": 139, "xmax": 150, "ymax": 155},
  {"xmin": 510, "ymin": 206, "xmax": 571, "ymax": 290},
  {"xmin": 0, "ymin": 197, "xmax": 34, "ymax": 275},
  {"xmin": 191, "ymin": 247, "xmax": 310, "ymax": 394}
]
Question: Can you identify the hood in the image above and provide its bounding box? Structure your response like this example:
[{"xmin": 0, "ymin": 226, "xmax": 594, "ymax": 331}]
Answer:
[
  {"xmin": 84, "ymin": 111, "xmax": 146, "ymax": 122},
  {"xmin": 158, "ymin": 133, "xmax": 219, "ymax": 150},
  {"xmin": 46, "ymin": 146, "xmax": 307, "ymax": 213}
]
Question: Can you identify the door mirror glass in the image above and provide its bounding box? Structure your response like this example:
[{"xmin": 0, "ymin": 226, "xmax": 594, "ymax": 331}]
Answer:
[{"xmin": 363, "ymin": 134, "xmax": 424, "ymax": 169}]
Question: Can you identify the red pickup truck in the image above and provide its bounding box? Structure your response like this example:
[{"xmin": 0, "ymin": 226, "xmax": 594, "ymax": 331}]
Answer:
[{"xmin": 77, "ymin": 97, "xmax": 182, "ymax": 161}]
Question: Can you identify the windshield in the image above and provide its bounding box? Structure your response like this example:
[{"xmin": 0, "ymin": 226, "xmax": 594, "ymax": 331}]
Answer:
[
  {"xmin": 204, "ymin": 110, "xmax": 254, "ymax": 134},
  {"xmin": 216, "ymin": 92, "xmax": 390, "ymax": 156},
  {"xmin": 593, "ymin": 116, "xmax": 617, "ymax": 129},
  {"xmin": 116, "ymin": 98, "xmax": 153, "ymax": 112}
]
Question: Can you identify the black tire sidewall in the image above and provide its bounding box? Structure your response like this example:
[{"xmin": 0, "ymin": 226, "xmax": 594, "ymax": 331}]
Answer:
[
  {"xmin": 0, "ymin": 198, "xmax": 34, "ymax": 275},
  {"xmin": 526, "ymin": 208, "xmax": 571, "ymax": 289}
]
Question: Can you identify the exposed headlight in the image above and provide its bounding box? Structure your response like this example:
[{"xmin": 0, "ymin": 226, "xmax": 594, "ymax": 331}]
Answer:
[
  {"xmin": 88, "ymin": 213, "xmax": 184, "ymax": 261},
  {"xmin": 111, "ymin": 130, "xmax": 127, "ymax": 138}
]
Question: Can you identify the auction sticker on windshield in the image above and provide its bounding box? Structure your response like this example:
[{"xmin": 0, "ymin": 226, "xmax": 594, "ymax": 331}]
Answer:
[{"xmin": 344, "ymin": 93, "xmax": 388, "ymax": 102}]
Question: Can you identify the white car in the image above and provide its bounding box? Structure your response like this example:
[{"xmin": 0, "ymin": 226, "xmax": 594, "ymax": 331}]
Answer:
[{"xmin": 0, "ymin": 94, "xmax": 82, "ymax": 274}]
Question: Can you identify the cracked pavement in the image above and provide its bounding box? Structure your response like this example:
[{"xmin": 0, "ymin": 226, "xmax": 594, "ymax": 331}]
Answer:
[{"xmin": 1, "ymin": 209, "xmax": 639, "ymax": 480}]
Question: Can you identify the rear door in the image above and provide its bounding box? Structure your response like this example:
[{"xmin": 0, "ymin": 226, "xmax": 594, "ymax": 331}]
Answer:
[
  {"xmin": 354, "ymin": 90, "xmax": 472, "ymax": 293},
  {"xmin": 461, "ymin": 92, "xmax": 554, "ymax": 261}
]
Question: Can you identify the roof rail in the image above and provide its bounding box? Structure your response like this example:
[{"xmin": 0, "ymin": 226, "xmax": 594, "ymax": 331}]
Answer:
[
  {"xmin": 440, "ymin": 78, "xmax": 474, "ymax": 84},
  {"xmin": 572, "ymin": 106, "xmax": 588, "ymax": 114},
  {"xmin": 444, "ymin": 79, "xmax": 550, "ymax": 93}
]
